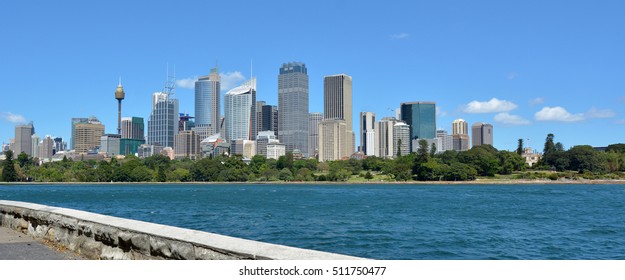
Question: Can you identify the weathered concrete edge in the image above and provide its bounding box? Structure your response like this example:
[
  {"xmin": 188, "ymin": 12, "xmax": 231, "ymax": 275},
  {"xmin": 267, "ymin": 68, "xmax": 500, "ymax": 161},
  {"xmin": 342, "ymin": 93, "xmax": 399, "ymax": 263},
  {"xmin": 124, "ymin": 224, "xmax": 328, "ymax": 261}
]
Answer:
[{"xmin": 0, "ymin": 200, "xmax": 363, "ymax": 260}]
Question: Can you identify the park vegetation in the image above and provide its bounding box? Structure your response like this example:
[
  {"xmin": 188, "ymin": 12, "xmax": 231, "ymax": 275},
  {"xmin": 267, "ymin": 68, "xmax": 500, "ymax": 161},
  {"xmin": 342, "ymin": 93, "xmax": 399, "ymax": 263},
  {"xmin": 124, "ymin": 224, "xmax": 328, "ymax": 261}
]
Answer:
[{"xmin": 2, "ymin": 134, "xmax": 625, "ymax": 183}]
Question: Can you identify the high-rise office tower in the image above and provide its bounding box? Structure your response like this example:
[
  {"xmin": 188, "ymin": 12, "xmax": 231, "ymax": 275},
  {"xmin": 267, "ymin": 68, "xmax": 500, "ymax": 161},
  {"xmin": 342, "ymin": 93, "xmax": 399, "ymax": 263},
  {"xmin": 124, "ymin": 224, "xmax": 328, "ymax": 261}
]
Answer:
[
  {"xmin": 121, "ymin": 117, "xmax": 145, "ymax": 156},
  {"xmin": 256, "ymin": 101, "xmax": 278, "ymax": 134},
  {"xmin": 360, "ymin": 112, "xmax": 376, "ymax": 156},
  {"xmin": 147, "ymin": 91, "xmax": 179, "ymax": 148},
  {"xmin": 318, "ymin": 119, "xmax": 349, "ymax": 162},
  {"xmin": 452, "ymin": 119, "xmax": 470, "ymax": 151},
  {"xmin": 40, "ymin": 136, "xmax": 54, "ymax": 160},
  {"xmin": 278, "ymin": 62, "xmax": 309, "ymax": 156},
  {"xmin": 436, "ymin": 129, "xmax": 453, "ymax": 152},
  {"xmin": 194, "ymin": 66, "xmax": 220, "ymax": 139},
  {"xmin": 400, "ymin": 102, "xmax": 436, "ymax": 152},
  {"xmin": 100, "ymin": 134, "xmax": 121, "ymax": 156},
  {"xmin": 72, "ymin": 117, "xmax": 104, "ymax": 153},
  {"xmin": 53, "ymin": 137, "xmax": 65, "ymax": 154},
  {"xmin": 308, "ymin": 112, "xmax": 323, "ymax": 158},
  {"xmin": 393, "ymin": 121, "xmax": 410, "ymax": 157},
  {"xmin": 471, "ymin": 122, "xmax": 493, "ymax": 147},
  {"xmin": 70, "ymin": 118, "xmax": 88, "ymax": 149},
  {"xmin": 323, "ymin": 74, "xmax": 354, "ymax": 156},
  {"xmin": 31, "ymin": 134, "xmax": 40, "ymax": 158},
  {"xmin": 224, "ymin": 78, "xmax": 256, "ymax": 142},
  {"xmin": 374, "ymin": 117, "xmax": 397, "ymax": 159},
  {"xmin": 174, "ymin": 130, "xmax": 200, "ymax": 160},
  {"xmin": 14, "ymin": 123, "xmax": 34, "ymax": 156},
  {"xmin": 121, "ymin": 117, "xmax": 145, "ymax": 140},
  {"xmin": 114, "ymin": 79, "xmax": 125, "ymax": 135}
]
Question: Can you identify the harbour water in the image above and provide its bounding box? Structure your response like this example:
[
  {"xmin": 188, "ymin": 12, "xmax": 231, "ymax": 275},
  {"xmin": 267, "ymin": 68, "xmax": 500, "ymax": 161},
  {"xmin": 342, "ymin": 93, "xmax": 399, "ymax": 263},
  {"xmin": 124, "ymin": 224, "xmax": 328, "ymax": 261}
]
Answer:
[{"xmin": 1, "ymin": 183, "xmax": 624, "ymax": 259}]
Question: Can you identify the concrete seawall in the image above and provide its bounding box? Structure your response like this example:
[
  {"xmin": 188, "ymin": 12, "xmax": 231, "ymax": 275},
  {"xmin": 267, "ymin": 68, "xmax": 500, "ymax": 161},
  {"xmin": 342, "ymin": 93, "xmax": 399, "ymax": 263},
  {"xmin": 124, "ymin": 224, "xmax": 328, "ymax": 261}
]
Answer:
[{"xmin": 0, "ymin": 200, "xmax": 362, "ymax": 260}]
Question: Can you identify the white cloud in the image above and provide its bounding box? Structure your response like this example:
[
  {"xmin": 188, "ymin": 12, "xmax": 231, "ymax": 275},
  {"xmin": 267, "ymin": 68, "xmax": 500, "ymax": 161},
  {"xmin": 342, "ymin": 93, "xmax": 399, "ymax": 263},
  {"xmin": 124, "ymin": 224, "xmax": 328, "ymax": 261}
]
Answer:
[
  {"xmin": 2, "ymin": 112, "xmax": 26, "ymax": 124},
  {"xmin": 436, "ymin": 106, "xmax": 447, "ymax": 117},
  {"xmin": 534, "ymin": 106, "xmax": 584, "ymax": 122},
  {"xmin": 585, "ymin": 107, "xmax": 615, "ymax": 119},
  {"xmin": 463, "ymin": 98, "xmax": 518, "ymax": 113},
  {"xmin": 507, "ymin": 72, "xmax": 519, "ymax": 80},
  {"xmin": 221, "ymin": 71, "xmax": 246, "ymax": 92},
  {"xmin": 494, "ymin": 113, "xmax": 530, "ymax": 125},
  {"xmin": 529, "ymin": 97, "xmax": 544, "ymax": 106},
  {"xmin": 616, "ymin": 119, "xmax": 625, "ymax": 125},
  {"xmin": 176, "ymin": 77, "xmax": 197, "ymax": 89},
  {"xmin": 390, "ymin": 32, "xmax": 409, "ymax": 39}
]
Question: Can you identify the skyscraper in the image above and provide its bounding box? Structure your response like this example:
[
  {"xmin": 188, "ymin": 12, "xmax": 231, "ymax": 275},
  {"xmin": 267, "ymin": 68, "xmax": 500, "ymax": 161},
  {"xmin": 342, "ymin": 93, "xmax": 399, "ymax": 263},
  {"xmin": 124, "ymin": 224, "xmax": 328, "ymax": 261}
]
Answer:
[
  {"xmin": 323, "ymin": 74, "xmax": 354, "ymax": 156},
  {"xmin": 278, "ymin": 62, "xmax": 309, "ymax": 156},
  {"xmin": 471, "ymin": 122, "xmax": 494, "ymax": 147},
  {"xmin": 452, "ymin": 119, "xmax": 470, "ymax": 151},
  {"xmin": 224, "ymin": 78, "xmax": 256, "ymax": 142},
  {"xmin": 374, "ymin": 117, "xmax": 397, "ymax": 159},
  {"xmin": 308, "ymin": 112, "xmax": 323, "ymax": 158},
  {"xmin": 70, "ymin": 118, "xmax": 88, "ymax": 149},
  {"xmin": 174, "ymin": 130, "xmax": 200, "ymax": 160},
  {"xmin": 147, "ymin": 93, "xmax": 179, "ymax": 148},
  {"xmin": 100, "ymin": 134, "xmax": 121, "ymax": 156},
  {"xmin": 194, "ymin": 66, "xmax": 220, "ymax": 139},
  {"xmin": 14, "ymin": 123, "xmax": 34, "ymax": 156},
  {"xmin": 400, "ymin": 102, "xmax": 436, "ymax": 152},
  {"xmin": 436, "ymin": 129, "xmax": 453, "ymax": 152},
  {"xmin": 72, "ymin": 117, "xmax": 104, "ymax": 153},
  {"xmin": 318, "ymin": 119, "xmax": 349, "ymax": 162},
  {"xmin": 256, "ymin": 101, "xmax": 278, "ymax": 134},
  {"xmin": 121, "ymin": 117, "xmax": 145, "ymax": 156},
  {"xmin": 393, "ymin": 121, "xmax": 410, "ymax": 157},
  {"xmin": 360, "ymin": 112, "xmax": 376, "ymax": 156},
  {"xmin": 40, "ymin": 136, "xmax": 54, "ymax": 160},
  {"xmin": 31, "ymin": 134, "xmax": 40, "ymax": 158}
]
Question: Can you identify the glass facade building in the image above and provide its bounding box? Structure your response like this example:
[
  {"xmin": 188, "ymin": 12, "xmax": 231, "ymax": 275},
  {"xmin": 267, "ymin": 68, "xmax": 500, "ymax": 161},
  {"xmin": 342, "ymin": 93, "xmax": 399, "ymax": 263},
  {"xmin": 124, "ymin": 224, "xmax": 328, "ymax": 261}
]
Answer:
[
  {"xmin": 224, "ymin": 78, "xmax": 256, "ymax": 142},
  {"xmin": 147, "ymin": 92, "xmax": 179, "ymax": 148},
  {"xmin": 194, "ymin": 67, "xmax": 220, "ymax": 139},
  {"xmin": 278, "ymin": 62, "xmax": 309, "ymax": 157},
  {"xmin": 400, "ymin": 102, "xmax": 436, "ymax": 151}
]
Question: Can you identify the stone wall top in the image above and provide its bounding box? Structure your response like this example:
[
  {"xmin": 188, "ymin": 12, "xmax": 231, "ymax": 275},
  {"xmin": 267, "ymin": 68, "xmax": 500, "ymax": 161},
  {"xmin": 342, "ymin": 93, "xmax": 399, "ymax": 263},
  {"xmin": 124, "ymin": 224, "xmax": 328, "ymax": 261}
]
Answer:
[{"xmin": 0, "ymin": 200, "xmax": 363, "ymax": 260}]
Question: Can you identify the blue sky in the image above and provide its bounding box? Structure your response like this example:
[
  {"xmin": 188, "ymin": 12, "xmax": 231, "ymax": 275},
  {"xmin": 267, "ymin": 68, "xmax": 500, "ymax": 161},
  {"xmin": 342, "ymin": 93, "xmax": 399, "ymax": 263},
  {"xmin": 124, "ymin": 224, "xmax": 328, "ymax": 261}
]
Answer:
[{"xmin": 1, "ymin": 0, "xmax": 624, "ymax": 151}]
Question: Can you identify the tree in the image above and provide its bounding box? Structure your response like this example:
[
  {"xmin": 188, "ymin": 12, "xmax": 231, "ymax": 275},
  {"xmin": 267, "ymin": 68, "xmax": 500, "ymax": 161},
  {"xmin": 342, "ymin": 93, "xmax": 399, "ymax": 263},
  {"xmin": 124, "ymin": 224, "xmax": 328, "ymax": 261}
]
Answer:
[
  {"xmin": 516, "ymin": 139, "xmax": 524, "ymax": 155},
  {"xmin": 568, "ymin": 145, "xmax": 604, "ymax": 174},
  {"xmin": 278, "ymin": 168, "xmax": 294, "ymax": 181},
  {"xmin": 130, "ymin": 166, "xmax": 153, "ymax": 182},
  {"xmin": 430, "ymin": 142, "xmax": 437, "ymax": 157},
  {"xmin": 364, "ymin": 171, "xmax": 374, "ymax": 180},
  {"xmin": 543, "ymin": 133, "xmax": 555, "ymax": 155},
  {"xmin": 396, "ymin": 139, "xmax": 403, "ymax": 157},
  {"xmin": 458, "ymin": 145, "xmax": 500, "ymax": 176},
  {"xmin": 606, "ymin": 143, "xmax": 625, "ymax": 153},
  {"xmin": 17, "ymin": 152, "xmax": 32, "ymax": 168},
  {"xmin": 1, "ymin": 150, "xmax": 18, "ymax": 182},
  {"xmin": 498, "ymin": 150, "xmax": 526, "ymax": 174}
]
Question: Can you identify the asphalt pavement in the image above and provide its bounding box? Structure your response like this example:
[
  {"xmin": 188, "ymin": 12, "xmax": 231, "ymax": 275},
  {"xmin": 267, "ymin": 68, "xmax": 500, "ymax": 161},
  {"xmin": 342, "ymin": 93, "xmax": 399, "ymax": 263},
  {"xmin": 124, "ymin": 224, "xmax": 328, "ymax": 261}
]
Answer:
[{"xmin": 0, "ymin": 227, "xmax": 83, "ymax": 260}]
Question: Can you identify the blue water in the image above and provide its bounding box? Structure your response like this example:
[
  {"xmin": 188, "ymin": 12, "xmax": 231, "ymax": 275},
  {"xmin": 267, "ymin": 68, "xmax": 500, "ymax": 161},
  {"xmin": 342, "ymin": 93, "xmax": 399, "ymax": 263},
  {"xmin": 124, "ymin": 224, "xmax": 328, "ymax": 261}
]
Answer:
[{"xmin": 1, "ymin": 183, "xmax": 624, "ymax": 259}]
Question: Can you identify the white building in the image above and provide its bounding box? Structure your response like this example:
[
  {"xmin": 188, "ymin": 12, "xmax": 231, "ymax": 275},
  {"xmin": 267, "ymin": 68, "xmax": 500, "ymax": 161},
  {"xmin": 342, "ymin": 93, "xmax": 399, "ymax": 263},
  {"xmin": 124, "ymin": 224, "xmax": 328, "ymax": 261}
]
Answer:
[
  {"xmin": 266, "ymin": 141, "xmax": 286, "ymax": 160},
  {"xmin": 224, "ymin": 78, "xmax": 256, "ymax": 142},
  {"xmin": 360, "ymin": 112, "xmax": 376, "ymax": 156}
]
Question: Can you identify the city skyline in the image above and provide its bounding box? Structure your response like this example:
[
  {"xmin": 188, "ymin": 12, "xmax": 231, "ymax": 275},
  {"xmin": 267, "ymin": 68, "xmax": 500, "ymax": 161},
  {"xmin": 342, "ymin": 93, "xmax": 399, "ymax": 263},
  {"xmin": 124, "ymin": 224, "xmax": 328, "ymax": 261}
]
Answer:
[{"xmin": 1, "ymin": 1, "xmax": 624, "ymax": 151}]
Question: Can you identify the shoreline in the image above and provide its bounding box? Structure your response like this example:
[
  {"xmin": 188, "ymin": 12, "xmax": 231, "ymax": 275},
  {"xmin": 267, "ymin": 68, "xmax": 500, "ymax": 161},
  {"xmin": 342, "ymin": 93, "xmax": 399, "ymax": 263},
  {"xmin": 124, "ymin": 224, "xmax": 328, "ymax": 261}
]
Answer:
[{"xmin": 2, "ymin": 179, "xmax": 625, "ymax": 186}]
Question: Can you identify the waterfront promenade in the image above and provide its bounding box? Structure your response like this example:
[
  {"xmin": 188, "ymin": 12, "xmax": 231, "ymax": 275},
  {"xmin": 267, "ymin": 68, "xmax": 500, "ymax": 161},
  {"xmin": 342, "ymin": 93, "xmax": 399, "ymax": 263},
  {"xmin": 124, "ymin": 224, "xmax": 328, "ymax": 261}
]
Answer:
[{"xmin": 0, "ymin": 227, "xmax": 82, "ymax": 260}]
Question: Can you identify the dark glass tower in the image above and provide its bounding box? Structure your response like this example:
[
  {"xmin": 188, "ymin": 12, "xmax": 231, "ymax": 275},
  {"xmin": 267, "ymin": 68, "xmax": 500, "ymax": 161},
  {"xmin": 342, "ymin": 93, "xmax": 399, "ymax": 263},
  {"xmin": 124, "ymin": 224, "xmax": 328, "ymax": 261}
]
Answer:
[
  {"xmin": 400, "ymin": 102, "xmax": 436, "ymax": 152},
  {"xmin": 278, "ymin": 62, "xmax": 309, "ymax": 156}
]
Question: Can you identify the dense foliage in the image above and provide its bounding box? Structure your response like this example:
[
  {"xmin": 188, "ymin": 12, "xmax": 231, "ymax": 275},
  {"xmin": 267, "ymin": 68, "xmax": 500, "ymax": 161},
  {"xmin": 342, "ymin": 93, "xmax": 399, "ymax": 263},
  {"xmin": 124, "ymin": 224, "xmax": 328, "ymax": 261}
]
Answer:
[{"xmin": 2, "ymin": 135, "xmax": 625, "ymax": 183}]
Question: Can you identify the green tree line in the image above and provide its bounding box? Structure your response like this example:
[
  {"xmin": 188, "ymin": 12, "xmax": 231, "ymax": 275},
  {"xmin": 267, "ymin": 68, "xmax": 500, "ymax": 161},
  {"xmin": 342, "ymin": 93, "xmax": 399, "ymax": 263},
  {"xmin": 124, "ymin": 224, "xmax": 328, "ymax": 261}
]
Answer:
[{"xmin": 2, "ymin": 134, "xmax": 625, "ymax": 183}]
